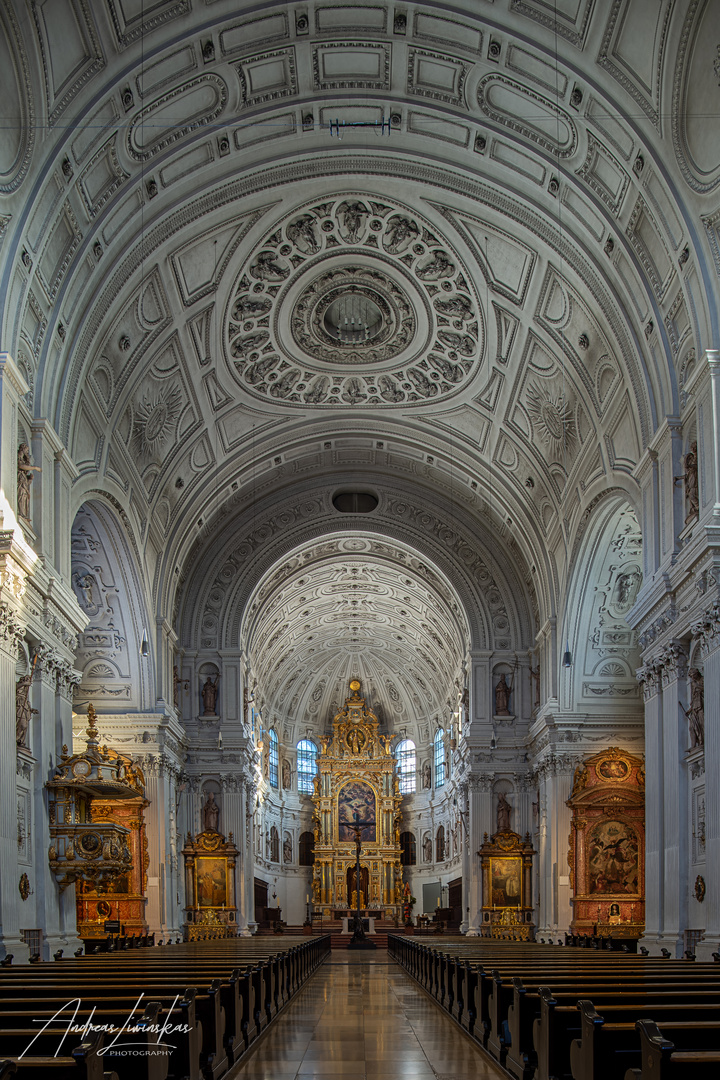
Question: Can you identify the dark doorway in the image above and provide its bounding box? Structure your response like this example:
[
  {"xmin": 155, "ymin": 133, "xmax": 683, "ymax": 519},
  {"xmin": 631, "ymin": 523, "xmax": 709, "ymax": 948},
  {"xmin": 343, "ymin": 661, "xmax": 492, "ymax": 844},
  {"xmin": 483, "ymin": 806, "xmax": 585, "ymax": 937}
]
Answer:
[
  {"xmin": 448, "ymin": 877, "xmax": 462, "ymax": 928},
  {"xmin": 254, "ymin": 878, "xmax": 268, "ymax": 921}
]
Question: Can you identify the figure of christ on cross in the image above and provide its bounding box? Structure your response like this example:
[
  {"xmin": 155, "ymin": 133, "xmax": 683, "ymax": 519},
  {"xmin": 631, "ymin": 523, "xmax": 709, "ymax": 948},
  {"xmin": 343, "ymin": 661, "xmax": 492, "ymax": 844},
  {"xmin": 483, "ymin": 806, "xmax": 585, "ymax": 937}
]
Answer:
[{"xmin": 348, "ymin": 812, "xmax": 377, "ymax": 949}]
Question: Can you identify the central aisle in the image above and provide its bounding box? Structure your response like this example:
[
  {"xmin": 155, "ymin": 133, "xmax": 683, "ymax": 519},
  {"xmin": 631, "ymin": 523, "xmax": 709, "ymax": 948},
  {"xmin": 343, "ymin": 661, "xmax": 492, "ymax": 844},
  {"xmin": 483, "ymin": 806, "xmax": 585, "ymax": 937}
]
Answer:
[{"xmin": 231, "ymin": 949, "xmax": 506, "ymax": 1080}]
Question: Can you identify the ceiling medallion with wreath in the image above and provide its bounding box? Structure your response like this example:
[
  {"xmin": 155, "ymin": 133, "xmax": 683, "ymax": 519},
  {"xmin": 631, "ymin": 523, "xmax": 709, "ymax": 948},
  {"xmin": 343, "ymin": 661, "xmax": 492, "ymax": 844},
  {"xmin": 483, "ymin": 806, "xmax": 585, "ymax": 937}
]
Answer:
[{"xmin": 223, "ymin": 195, "xmax": 485, "ymax": 407}]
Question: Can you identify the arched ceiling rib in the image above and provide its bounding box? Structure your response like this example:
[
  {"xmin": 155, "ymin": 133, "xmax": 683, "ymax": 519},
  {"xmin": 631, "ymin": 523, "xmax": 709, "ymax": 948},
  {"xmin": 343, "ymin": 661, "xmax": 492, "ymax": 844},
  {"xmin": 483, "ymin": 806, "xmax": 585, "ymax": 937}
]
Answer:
[
  {"xmin": 242, "ymin": 535, "xmax": 471, "ymax": 745},
  {"xmin": 175, "ymin": 474, "xmax": 536, "ymax": 656},
  {"xmin": 1, "ymin": 0, "xmax": 715, "ymax": 632}
]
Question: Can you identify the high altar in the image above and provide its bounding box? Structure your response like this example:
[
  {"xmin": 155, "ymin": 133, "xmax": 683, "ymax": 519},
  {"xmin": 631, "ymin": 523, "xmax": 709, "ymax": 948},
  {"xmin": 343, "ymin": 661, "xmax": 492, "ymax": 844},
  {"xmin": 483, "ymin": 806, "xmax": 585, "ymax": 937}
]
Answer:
[{"xmin": 311, "ymin": 680, "xmax": 403, "ymax": 919}]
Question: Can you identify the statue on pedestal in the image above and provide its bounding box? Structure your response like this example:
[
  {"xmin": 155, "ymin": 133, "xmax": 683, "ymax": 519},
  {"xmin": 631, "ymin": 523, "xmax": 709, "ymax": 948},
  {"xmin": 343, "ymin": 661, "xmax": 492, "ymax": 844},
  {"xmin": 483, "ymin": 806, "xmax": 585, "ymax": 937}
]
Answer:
[
  {"xmin": 685, "ymin": 668, "xmax": 705, "ymax": 748},
  {"xmin": 497, "ymin": 791, "xmax": 512, "ymax": 832},
  {"xmin": 17, "ymin": 444, "xmax": 40, "ymax": 522},
  {"xmin": 16, "ymin": 671, "xmax": 38, "ymax": 748},
  {"xmin": 202, "ymin": 674, "xmax": 219, "ymax": 716},
  {"xmin": 683, "ymin": 442, "xmax": 699, "ymax": 522},
  {"xmin": 203, "ymin": 791, "xmax": 220, "ymax": 832},
  {"xmin": 495, "ymin": 674, "xmax": 511, "ymax": 716}
]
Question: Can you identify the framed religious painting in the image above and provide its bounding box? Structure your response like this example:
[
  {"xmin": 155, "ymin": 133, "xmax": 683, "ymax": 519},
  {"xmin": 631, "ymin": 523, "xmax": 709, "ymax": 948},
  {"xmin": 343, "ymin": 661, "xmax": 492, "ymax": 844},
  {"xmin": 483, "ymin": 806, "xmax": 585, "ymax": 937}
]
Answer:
[
  {"xmin": 478, "ymin": 830, "xmax": 535, "ymax": 938},
  {"xmin": 567, "ymin": 746, "xmax": 645, "ymax": 936},
  {"xmin": 182, "ymin": 829, "xmax": 239, "ymax": 938},
  {"xmin": 337, "ymin": 780, "xmax": 376, "ymax": 842},
  {"xmin": 489, "ymin": 856, "xmax": 522, "ymax": 907},
  {"xmin": 195, "ymin": 856, "xmax": 228, "ymax": 908}
]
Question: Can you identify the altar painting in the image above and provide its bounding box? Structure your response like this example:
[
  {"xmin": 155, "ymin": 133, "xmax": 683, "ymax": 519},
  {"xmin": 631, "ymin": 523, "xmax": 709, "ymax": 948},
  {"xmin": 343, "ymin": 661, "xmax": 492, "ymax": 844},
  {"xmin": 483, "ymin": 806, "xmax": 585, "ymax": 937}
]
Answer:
[
  {"xmin": 196, "ymin": 856, "xmax": 228, "ymax": 907},
  {"xmin": 338, "ymin": 781, "xmax": 376, "ymax": 842},
  {"xmin": 490, "ymin": 857, "xmax": 522, "ymax": 907},
  {"xmin": 588, "ymin": 820, "xmax": 639, "ymax": 895}
]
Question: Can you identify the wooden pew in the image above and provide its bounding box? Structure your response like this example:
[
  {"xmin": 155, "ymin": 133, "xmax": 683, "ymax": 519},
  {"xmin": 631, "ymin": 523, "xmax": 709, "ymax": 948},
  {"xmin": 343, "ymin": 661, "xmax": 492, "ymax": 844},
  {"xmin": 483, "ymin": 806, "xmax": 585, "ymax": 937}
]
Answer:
[
  {"xmin": 0, "ymin": 936, "xmax": 330, "ymax": 1079},
  {"xmin": 0, "ymin": 1033, "xmax": 118, "ymax": 1080},
  {"xmin": 628, "ymin": 1018, "xmax": 720, "ymax": 1080},
  {"xmin": 387, "ymin": 935, "xmax": 720, "ymax": 1080},
  {"xmin": 504, "ymin": 974, "xmax": 720, "ymax": 1080},
  {"xmin": 569, "ymin": 999, "xmax": 720, "ymax": 1080}
]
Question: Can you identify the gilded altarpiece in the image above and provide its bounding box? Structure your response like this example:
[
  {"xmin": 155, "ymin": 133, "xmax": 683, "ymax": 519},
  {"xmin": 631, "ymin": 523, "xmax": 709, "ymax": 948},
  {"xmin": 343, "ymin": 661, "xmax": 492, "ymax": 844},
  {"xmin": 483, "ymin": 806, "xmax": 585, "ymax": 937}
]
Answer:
[
  {"xmin": 567, "ymin": 746, "xmax": 645, "ymax": 936},
  {"xmin": 76, "ymin": 756, "xmax": 149, "ymax": 940},
  {"xmin": 311, "ymin": 681, "xmax": 403, "ymax": 919},
  {"xmin": 182, "ymin": 830, "xmax": 239, "ymax": 939},
  {"xmin": 478, "ymin": 830, "xmax": 535, "ymax": 939}
]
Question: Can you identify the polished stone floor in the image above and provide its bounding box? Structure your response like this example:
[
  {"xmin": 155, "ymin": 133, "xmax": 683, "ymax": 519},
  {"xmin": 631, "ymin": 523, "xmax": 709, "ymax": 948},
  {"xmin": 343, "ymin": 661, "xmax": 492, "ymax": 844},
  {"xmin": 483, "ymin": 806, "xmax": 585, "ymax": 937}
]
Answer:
[{"xmin": 232, "ymin": 950, "xmax": 505, "ymax": 1080}]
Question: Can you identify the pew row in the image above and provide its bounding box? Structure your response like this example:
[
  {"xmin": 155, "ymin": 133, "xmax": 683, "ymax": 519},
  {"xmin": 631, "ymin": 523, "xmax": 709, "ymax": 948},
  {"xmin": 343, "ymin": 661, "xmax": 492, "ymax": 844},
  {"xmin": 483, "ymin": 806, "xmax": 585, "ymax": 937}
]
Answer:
[
  {"xmin": 0, "ymin": 935, "xmax": 329, "ymax": 1080},
  {"xmin": 387, "ymin": 934, "xmax": 720, "ymax": 1080}
]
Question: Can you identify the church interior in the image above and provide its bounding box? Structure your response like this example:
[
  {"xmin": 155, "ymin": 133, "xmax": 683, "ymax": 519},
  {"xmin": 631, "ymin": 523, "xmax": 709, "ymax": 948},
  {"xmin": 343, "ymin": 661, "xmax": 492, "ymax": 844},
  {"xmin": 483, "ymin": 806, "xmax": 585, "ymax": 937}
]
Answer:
[{"xmin": 2, "ymin": 0, "xmax": 720, "ymax": 1073}]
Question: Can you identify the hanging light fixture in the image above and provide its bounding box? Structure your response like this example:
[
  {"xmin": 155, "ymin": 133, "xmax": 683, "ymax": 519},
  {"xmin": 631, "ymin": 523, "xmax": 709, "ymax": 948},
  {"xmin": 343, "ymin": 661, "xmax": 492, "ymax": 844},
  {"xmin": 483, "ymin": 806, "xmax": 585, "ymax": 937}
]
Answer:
[{"xmin": 563, "ymin": 641, "xmax": 573, "ymax": 668}]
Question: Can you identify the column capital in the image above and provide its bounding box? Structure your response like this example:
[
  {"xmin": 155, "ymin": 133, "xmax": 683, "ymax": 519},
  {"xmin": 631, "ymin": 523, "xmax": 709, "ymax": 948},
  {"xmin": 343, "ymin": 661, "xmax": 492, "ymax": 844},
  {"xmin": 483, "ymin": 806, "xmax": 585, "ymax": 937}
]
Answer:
[
  {"xmin": 658, "ymin": 641, "xmax": 689, "ymax": 685},
  {"xmin": 637, "ymin": 659, "xmax": 663, "ymax": 700},
  {"xmin": 691, "ymin": 601, "xmax": 720, "ymax": 660},
  {"xmin": 0, "ymin": 601, "xmax": 25, "ymax": 654}
]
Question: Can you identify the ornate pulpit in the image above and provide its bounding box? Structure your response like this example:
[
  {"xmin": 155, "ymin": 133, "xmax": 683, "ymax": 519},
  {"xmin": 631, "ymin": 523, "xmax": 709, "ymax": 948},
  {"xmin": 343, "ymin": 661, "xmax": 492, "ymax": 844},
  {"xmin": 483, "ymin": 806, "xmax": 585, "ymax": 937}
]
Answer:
[
  {"xmin": 182, "ymin": 829, "xmax": 239, "ymax": 939},
  {"xmin": 46, "ymin": 705, "xmax": 148, "ymax": 943},
  {"xmin": 478, "ymin": 830, "xmax": 535, "ymax": 939},
  {"xmin": 567, "ymin": 746, "xmax": 645, "ymax": 937},
  {"xmin": 311, "ymin": 680, "xmax": 403, "ymax": 919}
]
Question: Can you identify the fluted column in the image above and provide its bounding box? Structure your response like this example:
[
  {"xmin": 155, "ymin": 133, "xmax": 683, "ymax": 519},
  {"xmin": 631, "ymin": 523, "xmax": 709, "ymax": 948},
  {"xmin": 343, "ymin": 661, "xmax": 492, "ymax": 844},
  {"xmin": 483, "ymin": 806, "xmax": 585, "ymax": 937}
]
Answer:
[
  {"xmin": 659, "ymin": 644, "xmax": 689, "ymax": 956},
  {"xmin": 465, "ymin": 777, "xmax": 489, "ymax": 935},
  {"xmin": 30, "ymin": 649, "xmax": 79, "ymax": 956},
  {"xmin": 536, "ymin": 756, "xmax": 575, "ymax": 935},
  {"xmin": 0, "ymin": 608, "xmax": 26, "ymax": 960},
  {"xmin": 218, "ymin": 772, "xmax": 253, "ymax": 934},
  {"xmin": 691, "ymin": 604, "xmax": 720, "ymax": 959},
  {"xmin": 638, "ymin": 659, "xmax": 664, "ymax": 949}
]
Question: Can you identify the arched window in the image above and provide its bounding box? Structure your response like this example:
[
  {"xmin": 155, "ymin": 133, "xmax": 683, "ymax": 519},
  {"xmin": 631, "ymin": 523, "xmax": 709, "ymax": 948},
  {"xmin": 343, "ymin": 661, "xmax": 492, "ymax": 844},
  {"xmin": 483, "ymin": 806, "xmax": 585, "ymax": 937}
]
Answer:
[
  {"xmin": 436, "ymin": 825, "xmax": 445, "ymax": 862},
  {"xmin": 395, "ymin": 738, "xmax": 416, "ymax": 794},
  {"xmin": 400, "ymin": 831, "xmax": 416, "ymax": 866},
  {"xmin": 296, "ymin": 739, "xmax": 319, "ymax": 794},
  {"xmin": 268, "ymin": 729, "xmax": 279, "ymax": 788},
  {"xmin": 270, "ymin": 825, "xmax": 279, "ymax": 863},
  {"xmin": 434, "ymin": 729, "xmax": 445, "ymax": 789},
  {"xmin": 299, "ymin": 831, "xmax": 315, "ymax": 866}
]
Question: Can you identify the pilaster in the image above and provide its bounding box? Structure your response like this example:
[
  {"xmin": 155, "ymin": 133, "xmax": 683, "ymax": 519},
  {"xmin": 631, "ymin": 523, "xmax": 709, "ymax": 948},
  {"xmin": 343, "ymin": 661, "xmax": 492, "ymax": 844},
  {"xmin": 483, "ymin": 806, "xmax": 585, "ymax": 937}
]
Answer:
[
  {"xmin": 659, "ymin": 643, "xmax": 689, "ymax": 957},
  {"xmin": 0, "ymin": 354, "xmax": 30, "ymax": 538},
  {"xmin": 637, "ymin": 657, "xmax": 663, "ymax": 949},
  {"xmin": 691, "ymin": 604, "xmax": 720, "ymax": 959},
  {"xmin": 0, "ymin": 608, "xmax": 27, "ymax": 960}
]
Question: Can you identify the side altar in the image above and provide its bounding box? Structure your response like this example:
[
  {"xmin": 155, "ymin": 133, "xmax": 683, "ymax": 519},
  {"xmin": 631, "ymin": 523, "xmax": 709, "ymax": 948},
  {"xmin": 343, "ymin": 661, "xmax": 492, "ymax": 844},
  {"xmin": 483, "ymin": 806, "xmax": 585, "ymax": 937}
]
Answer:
[{"xmin": 311, "ymin": 680, "xmax": 403, "ymax": 920}]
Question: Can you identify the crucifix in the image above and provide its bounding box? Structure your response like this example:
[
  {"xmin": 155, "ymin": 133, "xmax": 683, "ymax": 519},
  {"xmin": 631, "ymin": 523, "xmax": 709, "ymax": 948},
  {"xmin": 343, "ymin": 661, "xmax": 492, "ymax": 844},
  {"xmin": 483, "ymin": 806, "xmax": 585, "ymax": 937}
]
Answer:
[{"xmin": 349, "ymin": 811, "xmax": 376, "ymax": 948}]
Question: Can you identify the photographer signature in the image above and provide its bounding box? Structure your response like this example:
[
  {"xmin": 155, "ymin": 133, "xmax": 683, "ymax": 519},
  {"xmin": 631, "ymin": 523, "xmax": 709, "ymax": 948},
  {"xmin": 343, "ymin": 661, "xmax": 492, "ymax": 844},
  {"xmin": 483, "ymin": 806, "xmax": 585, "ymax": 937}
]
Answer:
[{"xmin": 21, "ymin": 994, "xmax": 192, "ymax": 1057}]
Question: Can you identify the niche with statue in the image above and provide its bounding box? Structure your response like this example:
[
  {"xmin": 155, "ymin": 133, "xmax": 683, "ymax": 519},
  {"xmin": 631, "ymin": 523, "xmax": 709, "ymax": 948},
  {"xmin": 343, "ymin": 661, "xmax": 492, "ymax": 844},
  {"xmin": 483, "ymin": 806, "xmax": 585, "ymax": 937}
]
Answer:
[
  {"xmin": 182, "ymin": 788, "xmax": 238, "ymax": 939},
  {"xmin": 477, "ymin": 788, "xmax": 535, "ymax": 939}
]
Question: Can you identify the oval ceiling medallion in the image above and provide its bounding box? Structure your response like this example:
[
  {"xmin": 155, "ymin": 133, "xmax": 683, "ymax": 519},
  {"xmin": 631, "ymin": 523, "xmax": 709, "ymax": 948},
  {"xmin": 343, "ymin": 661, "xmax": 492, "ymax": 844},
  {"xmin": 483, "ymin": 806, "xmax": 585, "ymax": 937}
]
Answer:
[{"xmin": 223, "ymin": 195, "xmax": 485, "ymax": 406}]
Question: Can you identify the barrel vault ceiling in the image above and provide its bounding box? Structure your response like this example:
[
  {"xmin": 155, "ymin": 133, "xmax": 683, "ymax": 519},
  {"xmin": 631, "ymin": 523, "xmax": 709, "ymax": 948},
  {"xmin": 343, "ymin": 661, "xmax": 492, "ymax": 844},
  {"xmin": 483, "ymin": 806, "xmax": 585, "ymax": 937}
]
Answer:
[{"xmin": 1, "ymin": 0, "xmax": 718, "ymax": 727}]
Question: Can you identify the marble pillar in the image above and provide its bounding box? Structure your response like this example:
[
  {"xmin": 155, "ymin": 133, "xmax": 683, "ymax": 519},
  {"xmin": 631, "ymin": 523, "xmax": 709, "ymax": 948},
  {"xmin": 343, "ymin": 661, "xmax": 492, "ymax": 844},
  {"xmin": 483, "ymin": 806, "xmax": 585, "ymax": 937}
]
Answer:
[
  {"xmin": 639, "ymin": 662, "xmax": 663, "ymax": 950},
  {"xmin": 694, "ymin": 609, "xmax": 720, "ymax": 960},
  {"xmin": 0, "ymin": 617, "xmax": 27, "ymax": 961},
  {"xmin": 659, "ymin": 646, "xmax": 689, "ymax": 957}
]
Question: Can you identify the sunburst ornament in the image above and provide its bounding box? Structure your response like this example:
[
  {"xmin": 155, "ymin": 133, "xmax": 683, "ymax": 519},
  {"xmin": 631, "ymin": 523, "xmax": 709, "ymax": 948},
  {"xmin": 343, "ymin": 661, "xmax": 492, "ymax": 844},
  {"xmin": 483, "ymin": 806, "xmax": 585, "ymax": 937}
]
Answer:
[
  {"xmin": 132, "ymin": 385, "xmax": 183, "ymax": 456},
  {"xmin": 525, "ymin": 381, "xmax": 575, "ymax": 459}
]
